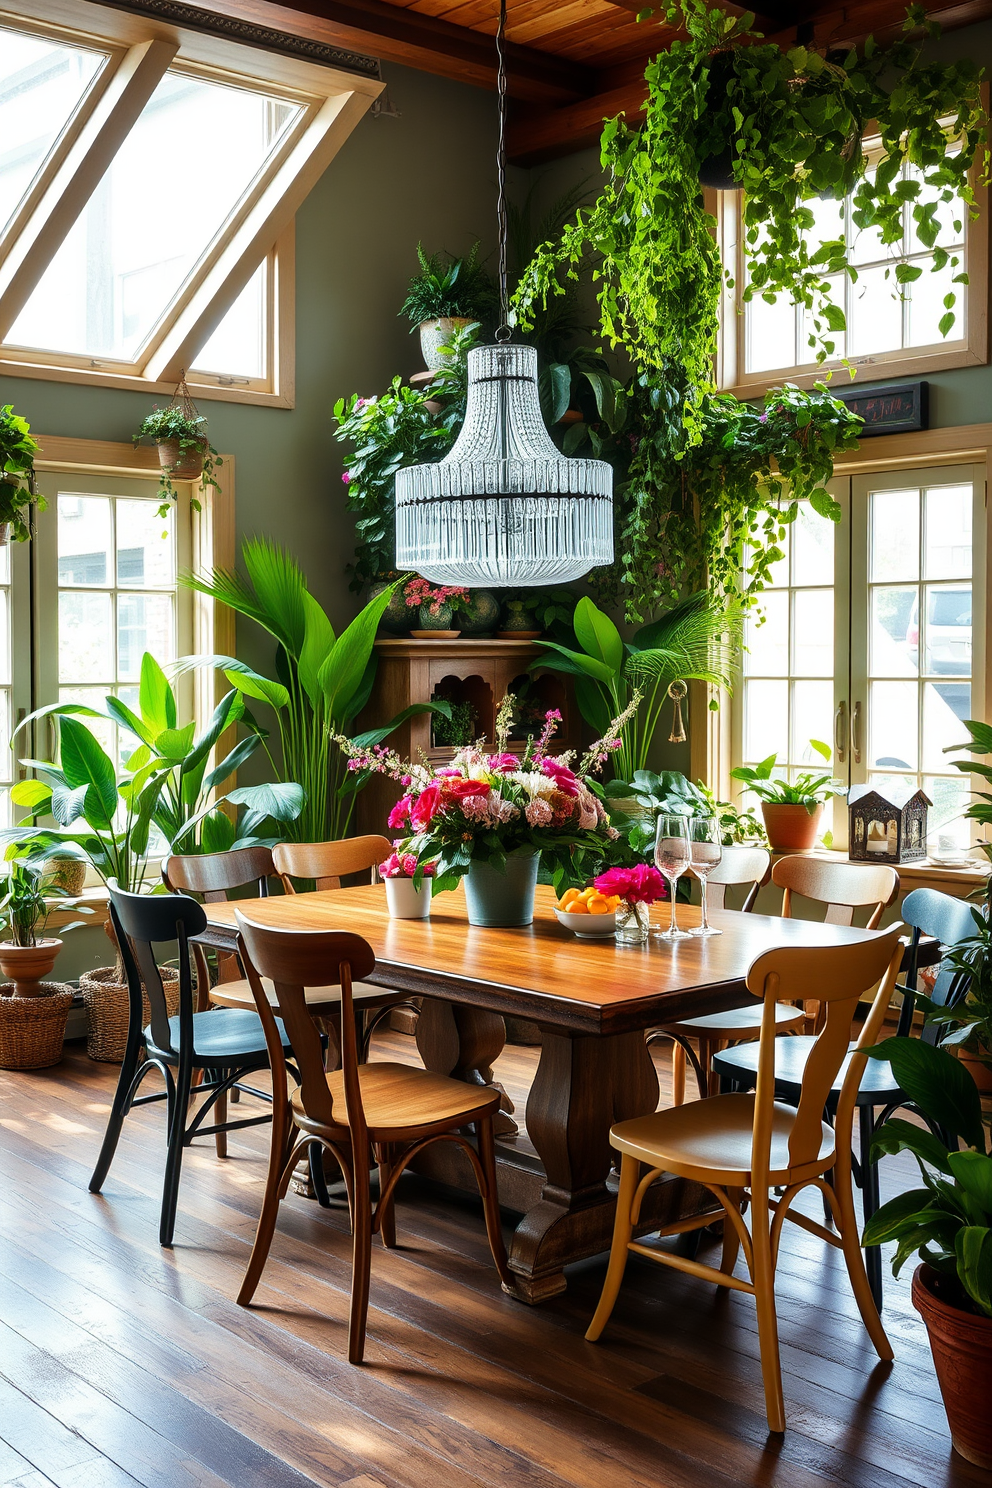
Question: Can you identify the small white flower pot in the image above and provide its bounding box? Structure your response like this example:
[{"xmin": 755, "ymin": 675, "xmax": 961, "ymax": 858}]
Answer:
[{"xmin": 385, "ymin": 876, "xmax": 431, "ymax": 919}]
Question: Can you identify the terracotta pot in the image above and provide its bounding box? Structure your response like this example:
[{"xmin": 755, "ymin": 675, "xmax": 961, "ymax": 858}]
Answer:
[
  {"xmin": 958, "ymin": 1049, "xmax": 992, "ymax": 1094},
  {"xmin": 156, "ymin": 437, "xmax": 206, "ymax": 480},
  {"xmin": 761, "ymin": 802, "xmax": 823, "ymax": 852},
  {"xmin": 913, "ymin": 1264, "xmax": 992, "ymax": 1468},
  {"xmin": 419, "ymin": 316, "xmax": 472, "ymax": 372},
  {"xmin": 0, "ymin": 938, "xmax": 63, "ymax": 997}
]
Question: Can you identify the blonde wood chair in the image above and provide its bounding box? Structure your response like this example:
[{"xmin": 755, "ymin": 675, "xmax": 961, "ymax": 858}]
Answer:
[
  {"xmin": 234, "ymin": 911, "xmax": 513, "ymax": 1363},
  {"xmin": 272, "ymin": 836, "xmax": 392, "ymax": 892},
  {"xmin": 648, "ymin": 847, "xmax": 796, "ymax": 1104},
  {"xmin": 586, "ymin": 924, "xmax": 905, "ymax": 1434}
]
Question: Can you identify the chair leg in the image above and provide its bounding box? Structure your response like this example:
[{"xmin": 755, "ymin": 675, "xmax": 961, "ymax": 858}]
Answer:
[
  {"xmin": 476, "ymin": 1117, "xmax": 512, "ymax": 1288},
  {"xmin": 309, "ymin": 1142, "xmax": 332, "ymax": 1208},
  {"xmin": 859, "ymin": 1105, "xmax": 883, "ymax": 1312},
  {"xmin": 376, "ymin": 1144, "xmax": 397, "ymax": 1250},
  {"xmin": 348, "ymin": 1158, "xmax": 374, "ymax": 1365},
  {"xmin": 214, "ymin": 1076, "xmax": 228, "ymax": 1160},
  {"xmin": 238, "ymin": 1080, "xmax": 296, "ymax": 1307},
  {"xmin": 586, "ymin": 1154, "xmax": 639, "ymax": 1342},
  {"xmin": 671, "ymin": 1041, "xmax": 686, "ymax": 1106},
  {"xmin": 160, "ymin": 1057, "xmax": 191, "ymax": 1248},
  {"xmin": 703, "ymin": 1038, "xmax": 720, "ymax": 1098},
  {"xmin": 720, "ymin": 1188, "xmax": 744, "ymax": 1276},
  {"xmin": 751, "ymin": 1190, "xmax": 786, "ymax": 1434},
  {"xmin": 89, "ymin": 1039, "xmax": 143, "ymax": 1193},
  {"xmin": 832, "ymin": 1132, "xmax": 893, "ymax": 1362}
]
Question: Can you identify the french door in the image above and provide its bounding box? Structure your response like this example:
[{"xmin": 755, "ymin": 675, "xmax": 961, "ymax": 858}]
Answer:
[{"xmin": 735, "ymin": 461, "xmax": 985, "ymax": 852}]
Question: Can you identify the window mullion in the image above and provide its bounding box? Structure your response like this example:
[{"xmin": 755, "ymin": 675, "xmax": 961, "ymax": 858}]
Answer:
[{"xmin": 0, "ymin": 37, "xmax": 176, "ymax": 341}]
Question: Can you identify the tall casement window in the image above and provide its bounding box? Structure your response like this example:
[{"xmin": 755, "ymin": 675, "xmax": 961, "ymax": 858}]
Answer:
[
  {"xmin": 733, "ymin": 459, "xmax": 985, "ymax": 851},
  {"xmin": 0, "ymin": 0, "xmax": 382, "ymax": 405}
]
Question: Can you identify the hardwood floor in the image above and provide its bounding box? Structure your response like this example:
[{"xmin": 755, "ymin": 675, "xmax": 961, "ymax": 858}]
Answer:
[{"xmin": 0, "ymin": 1029, "xmax": 983, "ymax": 1488}]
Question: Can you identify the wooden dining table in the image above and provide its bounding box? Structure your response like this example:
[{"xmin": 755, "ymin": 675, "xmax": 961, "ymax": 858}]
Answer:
[{"xmin": 198, "ymin": 882, "xmax": 907, "ymax": 1304}]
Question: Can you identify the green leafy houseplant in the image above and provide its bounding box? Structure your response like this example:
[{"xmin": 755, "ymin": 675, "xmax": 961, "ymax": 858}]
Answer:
[
  {"xmin": 181, "ymin": 539, "xmax": 448, "ymax": 842},
  {"xmin": 0, "ymin": 860, "xmax": 88, "ymax": 947},
  {"xmin": 432, "ymin": 700, "xmax": 476, "ymax": 749},
  {"xmin": 514, "ymin": 0, "xmax": 988, "ymax": 439},
  {"xmin": 945, "ymin": 718, "xmax": 992, "ymax": 902},
  {"xmin": 535, "ymin": 592, "xmax": 743, "ymax": 781},
  {"xmin": 0, "ymin": 404, "xmax": 44, "ymax": 542},
  {"xmin": 917, "ymin": 907, "xmax": 992, "ymax": 1090},
  {"xmin": 399, "ymin": 243, "xmax": 498, "ymax": 329},
  {"xmin": 134, "ymin": 405, "xmax": 222, "ymax": 519},
  {"xmin": 730, "ymin": 741, "xmax": 843, "ymax": 810}
]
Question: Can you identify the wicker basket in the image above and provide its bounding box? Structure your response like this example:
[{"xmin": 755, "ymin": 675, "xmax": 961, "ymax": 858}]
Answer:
[
  {"xmin": 0, "ymin": 983, "xmax": 74, "ymax": 1070},
  {"xmin": 156, "ymin": 437, "xmax": 205, "ymax": 480},
  {"xmin": 79, "ymin": 965, "xmax": 181, "ymax": 1063}
]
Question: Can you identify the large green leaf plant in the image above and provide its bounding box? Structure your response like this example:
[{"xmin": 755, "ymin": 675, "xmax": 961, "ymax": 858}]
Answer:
[
  {"xmin": 534, "ymin": 592, "xmax": 743, "ymax": 781},
  {"xmin": 5, "ymin": 654, "xmax": 303, "ymax": 887},
  {"xmin": 180, "ymin": 538, "xmax": 447, "ymax": 843}
]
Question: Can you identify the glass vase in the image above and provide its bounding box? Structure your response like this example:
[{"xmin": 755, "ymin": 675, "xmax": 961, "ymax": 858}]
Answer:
[{"xmin": 615, "ymin": 900, "xmax": 650, "ymax": 944}]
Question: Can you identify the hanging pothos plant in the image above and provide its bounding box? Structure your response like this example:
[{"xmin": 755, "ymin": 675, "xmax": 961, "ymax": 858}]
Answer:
[{"xmin": 514, "ymin": 1, "xmax": 988, "ymax": 440}]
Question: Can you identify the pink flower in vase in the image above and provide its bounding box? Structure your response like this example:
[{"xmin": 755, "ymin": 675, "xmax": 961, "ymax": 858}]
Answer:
[{"xmin": 594, "ymin": 863, "xmax": 666, "ymax": 905}]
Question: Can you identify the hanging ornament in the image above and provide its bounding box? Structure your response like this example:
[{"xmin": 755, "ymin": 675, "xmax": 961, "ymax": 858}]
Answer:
[
  {"xmin": 667, "ymin": 680, "xmax": 688, "ymax": 744},
  {"xmin": 394, "ymin": 0, "xmax": 613, "ymax": 587}
]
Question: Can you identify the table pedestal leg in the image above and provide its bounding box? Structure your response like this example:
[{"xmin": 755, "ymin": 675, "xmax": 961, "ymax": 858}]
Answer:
[{"xmin": 416, "ymin": 999, "xmax": 517, "ymax": 1137}]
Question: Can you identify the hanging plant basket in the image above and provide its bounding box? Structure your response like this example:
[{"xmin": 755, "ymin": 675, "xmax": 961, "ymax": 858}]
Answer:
[
  {"xmin": 156, "ymin": 436, "xmax": 207, "ymax": 481},
  {"xmin": 133, "ymin": 373, "xmax": 221, "ymax": 518}
]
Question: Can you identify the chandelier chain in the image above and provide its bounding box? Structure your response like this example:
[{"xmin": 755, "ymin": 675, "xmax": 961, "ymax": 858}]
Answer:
[{"xmin": 495, "ymin": 0, "xmax": 511, "ymax": 343}]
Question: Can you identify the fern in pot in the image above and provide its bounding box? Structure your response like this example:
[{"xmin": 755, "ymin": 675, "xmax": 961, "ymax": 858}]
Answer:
[{"xmin": 400, "ymin": 243, "xmax": 497, "ymax": 371}]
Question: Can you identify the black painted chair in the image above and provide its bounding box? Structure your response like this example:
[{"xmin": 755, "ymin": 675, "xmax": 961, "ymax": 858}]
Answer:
[
  {"xmin": 89, "ymin": 881, "xmax": 295, "ymax": 1247},
  {"xmin": 712, "ymin": 886, "xmax": 975, "ymax": 1309}
]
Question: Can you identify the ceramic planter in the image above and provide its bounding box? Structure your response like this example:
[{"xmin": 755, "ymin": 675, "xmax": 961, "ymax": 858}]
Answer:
[
  {"xmin": 459, "ymin": 589, "xmax": 501, "ymax": 637},
  {"xmin": 419, "ymin": 601, "xmax": 455, "ymax": 630},
  {"xmin": 913, "ymin": 1264, "xmax": 992, "ymax": 1468},
  {"xmin": 0, "ymin": 938, "xmax": 62, "ymax": 998},
  {"xmin": 384, "ymin": 876, "xmax": 431, "ymax": 920},
  {"xmin": 464, "ymin": 850, "xmax": 540, "ymax": 927},
  {"xmin": 419, "ymin": 316, "xmax": 473, "ymax": 372},
  {"xmin": 761, "ymin": 802, "xmax": 823, "ymax": 852},
  {"xmin": 371, "ymin": 581, "xmax": 412, "ymax": 635},
  {"xmin": 156, "ymin": 437, "xmax": 206, "ymax": 481}
]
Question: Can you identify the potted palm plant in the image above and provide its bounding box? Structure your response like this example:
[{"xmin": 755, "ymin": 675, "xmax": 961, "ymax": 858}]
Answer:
[
  {"xmin": 400, "ymin": 243, "xmax": 497, "ymax": 371},
  {"xmin": 0, "ymin": 403, "xmax": 43, "ymax": 544},
  {"xmin": 864, "ymin": 1034, "xmax": 992, "ymax": 1468},
  {"xmin": 0, "ymin": 859, "xmax": 88, "ymax": 1069},
  {"xmin": 730, "ymin": 742, "xmax": 844, "ymax": 851}
]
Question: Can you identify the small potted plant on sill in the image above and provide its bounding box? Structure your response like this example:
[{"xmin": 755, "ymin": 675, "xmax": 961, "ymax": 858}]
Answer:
[
  {"xmin": 379, "ymin": 847, "xmax": 435, "ymax": 920},
  {"xmin": 0, "ymin": 858, "xmax": 89, "ymax": 1070},
  {"xmin": 400, "ymin": 243, "xmax": 498, "ymax": 372},
  {"xmin": 0, "ymin": 403, "xmax": 44, "ymax": 545},
  {"xmin": 730, "ymin": 741, "xmax": 844, "ymax": 852},
  {"xmin": 403, "ymin": 576, "xmax": 470, "ymax": 638},
  {"xmin": 863, "ymin": 1034, "xmax": 992, "ymax": 1468},
  {"xmin": 133, "ymin": 399, "xmax": 222, "ymax": 519}
]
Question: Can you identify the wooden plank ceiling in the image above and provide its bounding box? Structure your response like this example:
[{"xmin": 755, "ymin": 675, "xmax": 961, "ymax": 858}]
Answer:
[{"xmin": 226, "ymin": 0, "xmax": 992, "ymax": 160}]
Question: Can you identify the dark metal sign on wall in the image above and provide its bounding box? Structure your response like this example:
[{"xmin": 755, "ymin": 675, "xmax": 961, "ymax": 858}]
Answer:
[{"xmin": 829, "ymin": 380, "xmax": 929, "ymax": 437}]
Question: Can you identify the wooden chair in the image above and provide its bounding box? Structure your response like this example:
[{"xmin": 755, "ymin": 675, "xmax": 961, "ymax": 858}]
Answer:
[
  {"xmin": 89, "ymin": 882, "xmax": 293, "ymax": 1247},
  {"xmin": 713, "ymin": 886, "xmax": 976, "ymax": 1308},
  {"xmin": 586, "ymin": 924, "xmax": 905, "ymax": 1434},
  {"xmin": 234, "ymin": 910, "xmax": 513, "ymax": 1363},
  {"xmin": 163, "ymin": 846, "xmax": 273, "ymax": 1008},
  {"xmin": 272, "ymin": 836, "xmax": 392, "ymax": 892},
  {"xmin": 647, "ymin": 846, "xmax": 794, "ymax": 1104}
]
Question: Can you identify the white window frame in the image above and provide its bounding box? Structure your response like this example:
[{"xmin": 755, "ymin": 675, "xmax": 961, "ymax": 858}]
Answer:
[{"xmin": 0, "ymin": 0, "xmax": 382, "ymax": 406}]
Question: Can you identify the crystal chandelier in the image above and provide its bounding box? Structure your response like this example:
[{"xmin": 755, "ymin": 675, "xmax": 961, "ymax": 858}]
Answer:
[{"xmin": 395, "ymin": 0, "xmax": 613, "ymax": 588}]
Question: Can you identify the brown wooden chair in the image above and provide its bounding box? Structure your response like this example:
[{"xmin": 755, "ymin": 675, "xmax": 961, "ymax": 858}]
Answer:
[
  {"xmin": 648, "ymin": 847, "xmax": 795, "ymax": 1104},
  {"xmin": 272, "ymin": 836, "xmax": 392, "ymax": 892},
  {"xmin": 586, "ymin": 924, "xmax": 905, "ymax": 1434},
  {"xmin": 234, "ymin": 910, "xmax": 513, "ymax": 1363},
  {"xmin": 163, "ymin": 846, "xmax": 274, "ymax": 1010}
]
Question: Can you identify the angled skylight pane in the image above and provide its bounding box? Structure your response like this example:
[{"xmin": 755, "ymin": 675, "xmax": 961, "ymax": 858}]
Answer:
[
  {"xmin": 8, "ymin": 70, "xmax": 301, "ymax": 361},
  {"xmin": 192, "ymin": 259, "xmax": 267, "ymax": 379},
  {"xmin": 0, "ymin": 25, "xmax": 106, "ymax": 238}
]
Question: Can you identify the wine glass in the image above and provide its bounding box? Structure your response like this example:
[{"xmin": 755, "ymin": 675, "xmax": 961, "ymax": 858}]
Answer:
[
  {"xmin": 654, "ymin": 814, "xmax": 691, "ymax": 941},
  {"xmin": 689, "ymin": 817, "xmax": 723, "ymax": 937}
]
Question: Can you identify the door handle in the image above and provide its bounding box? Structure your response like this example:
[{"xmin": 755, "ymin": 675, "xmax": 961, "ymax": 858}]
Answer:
[
  {"xmin": 834, "ymin": 701, "xmax": 847, "ymax": 764},
  {"xmin": 851, "ymin": 701, "xmax": 863, "ymax": 765}
]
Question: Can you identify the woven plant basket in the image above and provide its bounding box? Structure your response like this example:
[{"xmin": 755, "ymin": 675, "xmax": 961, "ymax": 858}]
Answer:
[
  {"xmin": 0, "ymin": 982, "xmax": 74, "ymax": 1070},
  {"xmin": 79, "ymin": 965, "xmax": 180, "ymax": 1063},
  {"xmin": 156, "ymin": 437, "xmax": 205, "ymax": 480}
]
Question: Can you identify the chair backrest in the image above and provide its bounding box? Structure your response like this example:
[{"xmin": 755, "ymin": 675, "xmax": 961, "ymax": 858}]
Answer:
[
  {"xmin": 271, "ymin": 835, "xmax": 392, "ymax": 893},
  {"xmin": 772, "ymin": 855, "xmax": 899, "ymax": 928},
  {"xmin": 235, "ymin": 912, "xmax": 376, "ymax": 1149},
  {"xmin": 898, "ymin": 886, "xmax": 978, "ymax": 1037},
  {"xmin": 706, "ymin": 847, "xmax": 770, "ymax": 912},
  {"xmin": 162, "ymin": 846, "xmax": 273, "ymax": 903},
  {"xmin": 107, "ymin": 880, "xmax": 206, "ymax": 1057},
  {"xmin": 746, "ymin": 924, "xmax": 905, "ymax": 1180}
]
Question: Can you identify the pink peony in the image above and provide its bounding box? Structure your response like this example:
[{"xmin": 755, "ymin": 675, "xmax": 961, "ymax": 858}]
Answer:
[
  {"xmin": 540, "ymin": 758, "xmax": 580, "ymax": 796},
  {"xmin": 594, "ymin": 863, "xmax": 666, "ymax": 905},
  {"xmin": 387, "ymin": 794, "xmax": 413, "ymax": 830},
  {"xmin": 525, "ymin": 799, "xmax": 553, "ymax": 827},
  {"xmin": 379, "ymin": 850, "xmax": 436, "ymax": 878},
  {"xmin": 410, "ymin": 783, "xmax": 443, "ymax": 831},
  {"xmin": 487, "ymin": 753, "xmax": 519, "ymax": 773}
]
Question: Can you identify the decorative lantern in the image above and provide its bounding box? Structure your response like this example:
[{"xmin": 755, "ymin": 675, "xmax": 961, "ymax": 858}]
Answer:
[
  {"xmin": 848, "ymin": 783, "xmax": 931, "ymax": 865},
  {"xmin": 393, "ymin": 0, "xmax": 613, "ymax": 588}
]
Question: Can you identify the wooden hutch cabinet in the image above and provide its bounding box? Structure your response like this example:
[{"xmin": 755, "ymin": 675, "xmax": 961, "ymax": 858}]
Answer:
[{"xmin": 354, "ymin": 638, "xmax": 578, "ymax": 838}]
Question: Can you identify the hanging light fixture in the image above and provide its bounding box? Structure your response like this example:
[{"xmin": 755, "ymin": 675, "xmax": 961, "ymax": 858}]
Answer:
[{"xmin": 395, "ymin": 0, "xmax": 613, "ymax": 587}]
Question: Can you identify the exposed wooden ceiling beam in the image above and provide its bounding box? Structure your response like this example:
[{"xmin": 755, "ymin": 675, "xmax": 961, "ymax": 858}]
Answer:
[
  {"xmin": 189, "ymin": 0, "xmax": 594, "ymax": 103},
  {"xmin": 508, "ymin": 77, "xmax": 647, "ymax": 165}
]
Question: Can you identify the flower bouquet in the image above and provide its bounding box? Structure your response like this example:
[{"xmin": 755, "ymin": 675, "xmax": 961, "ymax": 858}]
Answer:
[
  {"xmin": 336, "ymin": 694, "xmax": 637, "ymax": 927},
  {"xmin": 379, "ymin": 848, "xmax": 435, "ymax": 920},
  {"xmin": 593, "ymin": 863, "xmax": 666, "ymax": 944}
]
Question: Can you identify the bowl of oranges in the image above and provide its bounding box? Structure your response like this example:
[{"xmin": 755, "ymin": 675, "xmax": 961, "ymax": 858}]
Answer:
[{"xmin": 554, "ymin": 885, "xmax": 622, "ymax": 938}]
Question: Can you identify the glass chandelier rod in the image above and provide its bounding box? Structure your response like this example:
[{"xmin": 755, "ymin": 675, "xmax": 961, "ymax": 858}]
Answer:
[{"xmin": 495, "ymin": 0, "xmax": 511, "ymax": 344}]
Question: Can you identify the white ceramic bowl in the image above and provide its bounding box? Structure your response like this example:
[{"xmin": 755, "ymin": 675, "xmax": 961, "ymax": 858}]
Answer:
[{"xmin": 554, "ymin": 907, "xmax": 618, "ymax": 938}]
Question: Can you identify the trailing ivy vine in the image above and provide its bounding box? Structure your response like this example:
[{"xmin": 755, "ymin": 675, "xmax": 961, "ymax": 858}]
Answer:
[{"xmin": 514, "ymin": 1, "xmax": 988, "ymax": 439}]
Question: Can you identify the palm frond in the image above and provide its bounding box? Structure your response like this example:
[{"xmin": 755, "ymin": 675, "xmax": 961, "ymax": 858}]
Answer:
[
  {"xmin": 183, "ymin": 566, "xmax": 270, "ymax": 632},
  {"xmin": 241, "ymin": 540, "xmax": 308, "ymax": 658},
  {"xmin": 625, "ymin": 592, "xmax": 745, "ymax": 691}
]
